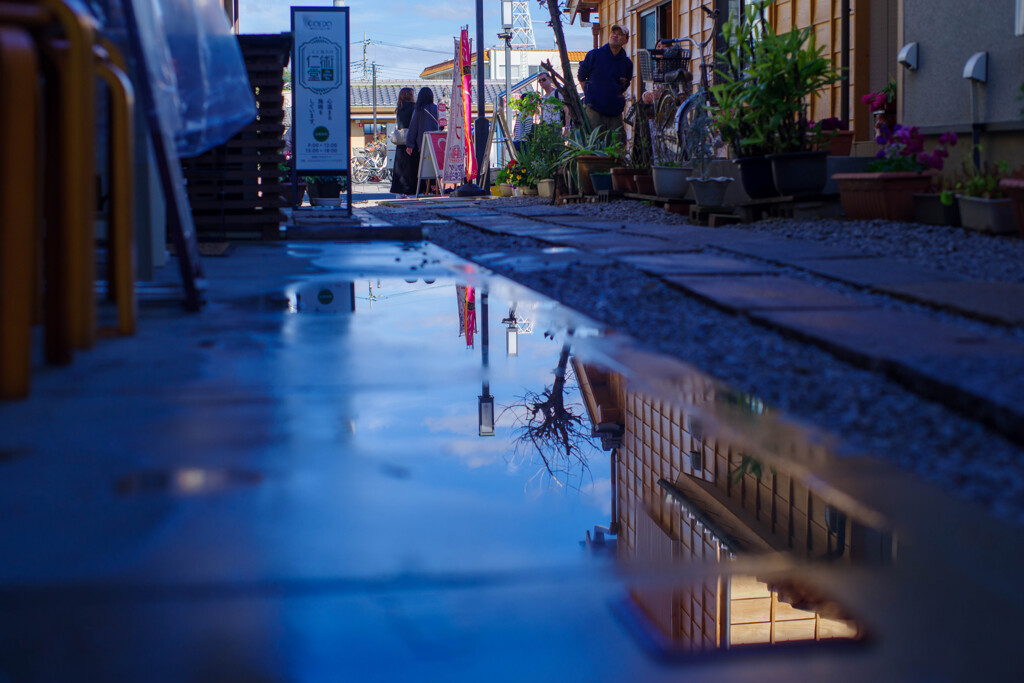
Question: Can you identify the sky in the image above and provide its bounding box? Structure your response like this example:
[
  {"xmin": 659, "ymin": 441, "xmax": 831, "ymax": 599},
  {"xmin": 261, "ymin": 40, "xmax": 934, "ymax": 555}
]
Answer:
[{"xmin": 238, "ymin": 0, "xmax": 596, "ymax": 81}]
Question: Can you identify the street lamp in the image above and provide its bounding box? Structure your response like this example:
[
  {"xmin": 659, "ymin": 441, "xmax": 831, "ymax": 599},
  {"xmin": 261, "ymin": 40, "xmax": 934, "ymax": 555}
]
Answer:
[{"xmin": 478, "ymin": 291, "xmax": 494, "ymax": 436}]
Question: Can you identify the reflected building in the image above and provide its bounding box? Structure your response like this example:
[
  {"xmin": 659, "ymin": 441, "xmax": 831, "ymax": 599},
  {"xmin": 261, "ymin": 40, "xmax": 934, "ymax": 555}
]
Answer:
[{"xmin": 574, "ymin": 359, "xmax": 888, "ymax": 654}]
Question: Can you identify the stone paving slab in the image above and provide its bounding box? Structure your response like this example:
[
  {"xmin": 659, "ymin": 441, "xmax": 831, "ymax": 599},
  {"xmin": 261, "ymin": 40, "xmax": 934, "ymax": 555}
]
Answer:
[
  {"xmin": 719, "ymin": 239, "xmax": 873, "ymax": 263},
  {"xmin": 548, "ymin": 232, "xmax": 675, "ymax": 254},
  {"xmin": 502, "ymin": 206, "xmax": 582, "ymax": 217},
  {"xmin": 791, "ymin": 257, "xmax": 963, "ymax": 288},
  {"xmin": 875, "ymin": 281, "xmax": 1024, "ymax": 325},
  {"xmin": 473, "ymin": 248, "xmax": 615, "ymax": 272},
  {"xmin": 668, "ymin": 275, "xmax": 873, "ymax": 312},
  {"xmin": 749, "ymin": 308, "xmax": 1024, "ymax": 363},
  {"xmin": 620, "ymin": 252, "xmax": 783, "ymax": 276}
]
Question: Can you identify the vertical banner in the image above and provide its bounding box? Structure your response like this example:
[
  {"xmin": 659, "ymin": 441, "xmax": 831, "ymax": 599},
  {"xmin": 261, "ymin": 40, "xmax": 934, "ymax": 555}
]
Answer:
[
  {"xmin": 442, "ymin": 38, "xmax": 467, "ymax": 184},
  {"xmin": 292, "ymin": 7, "xmax": 350, "ymax": 173},
  {"xmin": 459, "ymin": 28, "xmax": 477, "ymax": 181}
]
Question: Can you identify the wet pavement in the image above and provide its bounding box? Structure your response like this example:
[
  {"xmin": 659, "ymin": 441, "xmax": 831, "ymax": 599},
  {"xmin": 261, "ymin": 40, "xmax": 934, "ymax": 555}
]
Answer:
[{"xmin": 3, "ymin": 213, "xmax": 1024, "ymax": 678}]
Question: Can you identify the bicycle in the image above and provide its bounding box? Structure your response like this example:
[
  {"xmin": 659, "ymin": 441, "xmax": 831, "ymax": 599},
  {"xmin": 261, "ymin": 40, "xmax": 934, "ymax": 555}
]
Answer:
[
  {"xmin": 350, "ymin": 143, "xmax": 391, "ymax": 184},
  {"xmin": 637, "ymin": 5, "xmax": 723, "ymax": 165}
]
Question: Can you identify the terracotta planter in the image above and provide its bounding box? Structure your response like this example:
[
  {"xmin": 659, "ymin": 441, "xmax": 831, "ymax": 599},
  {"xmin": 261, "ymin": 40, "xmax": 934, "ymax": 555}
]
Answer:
[
  {"xmin": 1000, "ymin": 178, "xmax": 1024, "ymax": 237},
  {"xmin": 575, "ymin": 155, "xmax": 617, "ymax": 195},
  {"xmin": 833, "ymin": 171, "xmax": 938, "ymax": 221},
  {"xmin": 957, "ymin": 195, "xmax": 1016, "ymax": 234},
  {"xmin": 826, "ymin": 130, "xmax": 855, "ymax": 157},
  {"xmin": 634, "ymin": 172, "xmax": 655, "ymax": 195},
  {"xmin": 610, "ymin": 167, "xmax": 636, "ymax": 193}
]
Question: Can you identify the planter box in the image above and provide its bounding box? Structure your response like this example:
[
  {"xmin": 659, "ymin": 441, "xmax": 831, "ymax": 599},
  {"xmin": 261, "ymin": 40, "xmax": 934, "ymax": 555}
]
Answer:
[
  {"xmin": 825, "ymin": 130, "xmax": 855, "ymax": 157},
  {"xmin": 687, "ymin": 177, "xmax": 733, "ymax": 207},
  {"xmin": 610, "ymin": 167, "xmax": 636, "ymax": 193},
  {"xmin": 634, "ymin": 172, "xmax": 655, "ymax": 195},
  {"xmin": 833, "ymin": 171, "xmax": 938, "ymax": 221},
  {"xmin": 652, "ymin": 165, "xmax": 691, "ymax": 199},
  {"xmin": 768, "ymin": 150, "xmax": 830, "ymax": 197},
  {"xmin": 912, "ymin": 193, "xmax": 960, "ymax": 226},
  {"xmin": 576, "ymin": 155, "xmax": 617, "ymax": 195},
  {"xmin": 957, "ymin": 195, "xmax": 1016, "ymax": 234},
  {"xmin": 1000, "ymin": 178, "xmax": 1024, "ymax": 237}
]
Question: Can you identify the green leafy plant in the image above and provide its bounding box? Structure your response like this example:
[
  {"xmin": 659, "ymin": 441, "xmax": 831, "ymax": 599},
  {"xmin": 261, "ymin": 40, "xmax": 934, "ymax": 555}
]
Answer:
[
  {"xmin": 516, "ymin": 121, "xmax": 564, "ymax": 185},
  {"xmin": 302, "ymin": 175, "xmax": 347, "ymax": 187},
  {"xmin": 954, "ymin": 158, "xmax": 1010, "ymax": 199},
  {"xmin": 557, "ymin": 126, "xmax": 624, "ymax": 188},
  {"xmin": 684, "ymin": 96, "xmax": 717, "ymax": 180},
  {"xmin": 712, "ymin": 0, "xmax": 843, "ymax": 155}
]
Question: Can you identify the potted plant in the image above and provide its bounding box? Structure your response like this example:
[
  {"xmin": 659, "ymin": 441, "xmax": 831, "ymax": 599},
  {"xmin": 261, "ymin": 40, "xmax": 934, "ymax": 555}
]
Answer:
[
  {"xmin": 954, "ymin": 159, "xmax": 1015, "ymax": 234},
  {"xmin": 863, "ymin": 78, "xmax": 897, "ymax": 132},
  {"xmin": 1001, "ymin": 167, "xmax": 1024, "ymax": 237},
  {"xmin": 650, "ymin": 100, "xmax": 692, "ymax": 199},
  {"xmin": 685, "ymin": 96, "xmax": 732, "ymax": 207},
  {"xmin": 558, "ymin": 126, "xmax": 623, "ymax": 196},
  {"xmin": 303, "ymin": 175, "xmax": 345, "ymax": 203},
  {"xmin": 712, "ymin": 0, "xmax": 841, "ymax": 198},
  {"xmin": 810, "ymin": 117, "xmax": 855, "ymax": 157},
  {"xmin": 495, "ymin": 163, "xmax": 515, "ymax": 196},
  {"xmin": 833, "ymin": 126, "xmax": 955, "ymax": 221},
  {"xmin": 913, "ymin": 172, "xmax": 961, "ymax": 226},
  {"xmin": 514, "ymin": 117, "xmax": 563, "ymax": 198}
]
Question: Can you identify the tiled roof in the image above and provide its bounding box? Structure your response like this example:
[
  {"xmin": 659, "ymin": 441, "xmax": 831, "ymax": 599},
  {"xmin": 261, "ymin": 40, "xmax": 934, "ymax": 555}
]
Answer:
[{"xmin": 349, "ymin": 79, "xmax": 508, "ymax": 110}]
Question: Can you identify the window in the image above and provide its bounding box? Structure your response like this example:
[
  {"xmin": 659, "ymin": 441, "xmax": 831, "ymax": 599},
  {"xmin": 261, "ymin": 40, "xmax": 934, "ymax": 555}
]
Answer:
[{"xmin": 639, "ymin": 2, "xmax": 672, "ymax": 49}]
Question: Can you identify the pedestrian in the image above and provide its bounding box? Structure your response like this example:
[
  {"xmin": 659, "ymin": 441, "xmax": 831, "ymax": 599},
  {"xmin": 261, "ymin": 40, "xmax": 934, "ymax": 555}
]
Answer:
[
  {"xmin": 511, "ymin": 93, "xmax": 534, "ymax": 151},
  {"xmin": 577, "ymin": 23, "xmax": 633, "ymax": 139},
  {"xmin": 536, "ymin": 72, "xmax": 565, "ymax": 128},
  {"xmin": 389, "ymin": 87, "xmax": 416, "ymax": 196},
  {"xmin": 405, "ymin": 87, "xmax": 440, "ymax": 194}
]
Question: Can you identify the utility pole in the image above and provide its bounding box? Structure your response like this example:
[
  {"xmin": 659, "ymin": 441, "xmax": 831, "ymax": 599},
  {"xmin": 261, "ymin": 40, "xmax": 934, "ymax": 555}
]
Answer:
[
  {"xmin": 372, "ymin": 62, "xmax": 378, "ymax": 140},
  {"xmin": 362, "ymin": 32, "xmax": 369, "ymax": 80}
]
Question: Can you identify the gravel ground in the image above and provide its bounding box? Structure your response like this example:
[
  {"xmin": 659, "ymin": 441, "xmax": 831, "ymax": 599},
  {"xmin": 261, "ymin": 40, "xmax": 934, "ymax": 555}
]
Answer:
[{"xmin": 359, "ymin": 197, "xmax": 1024, "ymax": 523}]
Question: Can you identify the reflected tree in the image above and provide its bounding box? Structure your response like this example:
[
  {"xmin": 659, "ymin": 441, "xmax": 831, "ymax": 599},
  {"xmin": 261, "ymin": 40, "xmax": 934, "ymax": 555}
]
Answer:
[{"xmin": 500, "ymin": 335, "xmax": 598, "ymax": 489}]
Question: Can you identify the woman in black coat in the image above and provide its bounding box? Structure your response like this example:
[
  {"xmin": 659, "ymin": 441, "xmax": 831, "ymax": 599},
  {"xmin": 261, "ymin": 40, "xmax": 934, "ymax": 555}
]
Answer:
[
  {"xmin": 405, "ymin": 87, "xmax": 440, "ymax": 195},
  {"xmin": 389, "ymin": 87, "xmax": 416, "ymax": 196}
]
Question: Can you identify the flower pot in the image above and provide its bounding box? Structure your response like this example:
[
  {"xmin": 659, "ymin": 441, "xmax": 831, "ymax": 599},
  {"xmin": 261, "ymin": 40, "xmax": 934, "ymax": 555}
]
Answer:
[
  {"xmin": 589, "ymin": 172, "xmax": 613, "ymax": 193},
  {"xmin": 733, "ymin": 155, "xmax": 778, "ymax": 199},
  {"xmin": 575, "ymin": 155, "xmax": 617, "ymax": 195},
  {"xmin": 687, "ymin": 177, "xmax": 733, "ymax": 207},
  {"xmin": 652, "ymin": 165, "xmax": 691, "ymax": 199},
  {"xmin": 873, "ymin": 108, "xmax": 896, "ymax": 132},
  {"xmin": 912, "ymin": 193, "xmax": 960, "ymax": 226},
  {"xmin": 537, "ymin": 178, "xmax": 555, "ymax": 198},
  {"xmin": 490, "ymin": 185, "xmax": 503, "ymax": 197},
  {"xmin": 499, "ymin": 183, "xmax": 514, "ymax": 197},
  {"xmin": 610, "ymin": 167, "xmax": 636, "ymax": 192},
  {"xmin": 768, "ymin": 150, "xmax": 830, "ymax": 197},
  {"xmin": 308, "ymin": 180, "xmax": 342, "ymax": 199},
  {"xmin": 521, "ymin": 185, "xmax": 538, "ymax": 196},
  {"xmin": 833, "ymin": 171, "xmax": 938, "ymax": 221},
  {"xmin": 826, "ymin": 130, "xmax": 855, "ymax": 157},
  {"xmin": 634, "ymin": 172, "xmax": 656, "ymax": 195},
  {"xmin": 513, "ymin": 187, "xmax": 523, "ymax": 197},
  {"xmin": 1000, "ymin": 178, "xmax": 1024, "ymax": 237},
  {"xmin": 280, "ymin": 181, "xmax": 307, "ymax": 205},
  {"xmin": 957, "ymin": 195, "xmax": 1016, "ymax": 235}
]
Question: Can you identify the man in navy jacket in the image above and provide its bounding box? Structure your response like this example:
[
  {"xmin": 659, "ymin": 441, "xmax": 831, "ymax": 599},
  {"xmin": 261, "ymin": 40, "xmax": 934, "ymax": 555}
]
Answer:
[{"xmin": 577, "ymin": 24, "xmax": 633, "ymax": 140}]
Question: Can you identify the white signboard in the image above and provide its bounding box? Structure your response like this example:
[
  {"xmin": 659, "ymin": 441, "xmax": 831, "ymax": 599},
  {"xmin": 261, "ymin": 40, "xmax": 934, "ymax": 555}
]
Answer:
[{"xmin": 292, "ymin": 7, "xmax": 350, "ymax": 172}]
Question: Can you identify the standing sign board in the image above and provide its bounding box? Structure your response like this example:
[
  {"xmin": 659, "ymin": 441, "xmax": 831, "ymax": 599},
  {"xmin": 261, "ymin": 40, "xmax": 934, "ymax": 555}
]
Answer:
[
  {"xmin": 416, "ymin": 131, "xmax": 449, "ymax": 198},
  {"xmin": 291, "ymin": 7, "xmax": 351, "ymax": 212}
]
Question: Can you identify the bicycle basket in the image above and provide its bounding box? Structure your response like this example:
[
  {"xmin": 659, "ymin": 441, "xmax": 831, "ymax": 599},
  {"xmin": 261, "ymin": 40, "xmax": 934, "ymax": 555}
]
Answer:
[{"xmin": 659, "ymin": 47, "xmax": 690, "ymax": 78}]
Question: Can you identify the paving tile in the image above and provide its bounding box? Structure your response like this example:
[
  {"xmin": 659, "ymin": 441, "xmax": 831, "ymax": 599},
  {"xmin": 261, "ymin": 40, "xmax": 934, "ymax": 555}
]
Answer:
[
  {"xmin": 475, "ymin": 249, "xmax": 614, "ymax": 272},
  {"xmin": 719, "ymin": 239, "xmax": 872, "ymax": 262},
  {"xmin": 667, "ymin": 275, "xmax": 872, "ymax": 312},
  {"xmin": 749, "ymin": 308, "xmax": 1024, "ymax": 363},
  {"xmin": 547, "ymin": 232, "xmax": 673, "ymax": 254},
  {"xmin": 792, "ymin": 257, "xmax": 962, "ymax": 288},
  {"xmin": 875, "ymin": 281, "xmax": 1024, "ymax": 325},
  {"xmin": 504, "ymin": 206, "xmax": 582, "ymax": 217},
  {"xmin": 621, "ymin": 252, "xmax": 782, "ymax": 276}
]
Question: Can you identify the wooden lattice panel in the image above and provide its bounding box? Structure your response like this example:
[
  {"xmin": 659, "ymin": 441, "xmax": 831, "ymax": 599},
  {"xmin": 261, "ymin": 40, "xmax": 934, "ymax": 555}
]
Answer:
[{"xmin": 180, "ymin": 34, "xmax": 291, "ymax": 240}]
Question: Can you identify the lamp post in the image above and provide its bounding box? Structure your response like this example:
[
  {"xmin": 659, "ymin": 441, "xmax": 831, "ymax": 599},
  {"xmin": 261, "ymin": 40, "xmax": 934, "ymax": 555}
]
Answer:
[{"xmin": 478, "ymin": 291, "xmax": 494, "ymax": 436}]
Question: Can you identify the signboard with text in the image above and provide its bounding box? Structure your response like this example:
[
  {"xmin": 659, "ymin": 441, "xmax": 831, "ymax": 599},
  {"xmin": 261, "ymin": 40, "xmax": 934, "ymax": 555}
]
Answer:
[{"xmin": 291, "ymin": 7, "xmax": 350, "ymax": 173}]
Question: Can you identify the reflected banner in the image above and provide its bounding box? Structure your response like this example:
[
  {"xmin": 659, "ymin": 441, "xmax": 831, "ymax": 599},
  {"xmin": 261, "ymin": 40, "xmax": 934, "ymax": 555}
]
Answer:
[{"xmin": 291, "ymin": 6, "xmax": 350, "ymax": 173}]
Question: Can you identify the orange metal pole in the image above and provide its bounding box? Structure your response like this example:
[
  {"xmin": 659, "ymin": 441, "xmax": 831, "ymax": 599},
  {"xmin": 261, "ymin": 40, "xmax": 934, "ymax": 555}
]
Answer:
[
  {"xmin": 0, "ymin": 25, "xmax": 38, "ymax": 398},
  {"xmin": 96, "ymin": 43, "xmax": 136, "ymax": 335}
]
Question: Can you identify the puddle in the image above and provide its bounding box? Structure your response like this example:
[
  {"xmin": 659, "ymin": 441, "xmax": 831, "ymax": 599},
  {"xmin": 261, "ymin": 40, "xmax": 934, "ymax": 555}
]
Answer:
[{"xmin": 114, "ymin": 468, "xmax": 263, "ymax": 496}]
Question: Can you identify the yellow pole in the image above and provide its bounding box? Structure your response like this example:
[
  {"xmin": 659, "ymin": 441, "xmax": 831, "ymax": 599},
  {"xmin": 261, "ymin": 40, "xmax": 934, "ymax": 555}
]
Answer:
[{"xmin": 0, "ymin": 26, "xmax": 38, "ymax": 398}]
